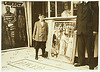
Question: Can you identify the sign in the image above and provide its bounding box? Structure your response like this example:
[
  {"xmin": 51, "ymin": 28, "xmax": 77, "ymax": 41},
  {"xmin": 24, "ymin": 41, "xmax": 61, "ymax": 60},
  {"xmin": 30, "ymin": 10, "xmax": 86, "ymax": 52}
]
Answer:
[{"xmin": 3, "ymin": 1, "xmax": 23, "ymax": 8}]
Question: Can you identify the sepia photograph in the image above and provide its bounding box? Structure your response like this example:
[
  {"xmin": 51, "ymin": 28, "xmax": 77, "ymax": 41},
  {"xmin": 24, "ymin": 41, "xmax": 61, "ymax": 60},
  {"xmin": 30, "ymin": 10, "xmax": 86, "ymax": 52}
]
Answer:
[{"xmin": 0, "ymin": 0, "xmax": 99, "ymax": 71}]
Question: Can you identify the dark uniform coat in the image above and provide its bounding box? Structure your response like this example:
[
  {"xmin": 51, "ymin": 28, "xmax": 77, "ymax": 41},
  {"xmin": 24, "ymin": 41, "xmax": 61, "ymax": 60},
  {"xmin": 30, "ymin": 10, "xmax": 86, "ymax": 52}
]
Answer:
[
  {"xmin": 76, "ymin": 2, "xmax": 98, "ymax": 68},
  {"xmin": 76, "ymin": 2, "xmax": 93, "ymax": 35}
]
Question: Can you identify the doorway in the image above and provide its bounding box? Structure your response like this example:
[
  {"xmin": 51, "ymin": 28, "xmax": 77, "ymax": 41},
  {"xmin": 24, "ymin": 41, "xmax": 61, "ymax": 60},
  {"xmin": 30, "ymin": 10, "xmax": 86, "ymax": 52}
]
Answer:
[{"xmin": 31, "ymin": 1, "xmax": 48, "ymax": 46}]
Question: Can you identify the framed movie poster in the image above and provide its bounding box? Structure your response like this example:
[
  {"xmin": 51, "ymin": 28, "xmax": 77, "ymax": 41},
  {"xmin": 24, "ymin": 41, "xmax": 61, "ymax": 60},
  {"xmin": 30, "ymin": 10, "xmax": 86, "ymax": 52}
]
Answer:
[{"xmin": 51, "ymin": 21, "xmax": 76, "ymax": 63}]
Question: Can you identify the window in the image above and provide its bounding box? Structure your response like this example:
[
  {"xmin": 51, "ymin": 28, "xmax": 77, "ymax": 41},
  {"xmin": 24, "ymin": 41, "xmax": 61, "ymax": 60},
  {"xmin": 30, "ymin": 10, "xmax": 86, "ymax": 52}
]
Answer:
[{"xmin": 47, "ymin": 1, "xmax": 79, "ymax": 18}]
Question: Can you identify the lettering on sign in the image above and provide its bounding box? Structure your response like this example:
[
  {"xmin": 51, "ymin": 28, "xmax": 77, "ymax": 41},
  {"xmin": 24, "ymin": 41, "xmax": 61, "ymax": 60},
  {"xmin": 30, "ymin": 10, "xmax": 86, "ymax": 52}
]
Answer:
[{"xmin": 4, "ymin": 2, "xmax": 23, "ymax": 8}]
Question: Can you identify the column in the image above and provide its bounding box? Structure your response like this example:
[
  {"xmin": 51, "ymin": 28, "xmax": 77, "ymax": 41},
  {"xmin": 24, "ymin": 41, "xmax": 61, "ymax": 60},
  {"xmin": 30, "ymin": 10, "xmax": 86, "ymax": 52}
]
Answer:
[
  {"xmin": 71, "ymin": 1, "xmax": 73, "ymax": 16},
  {"xmin": 55, "ymin": 1, "xmax": 57, "ymax": 17},
  {"xmin": 48, "ymin": 1, "xmax": 50, "ymax": 18},
  {"xmin": 27, "ymin": 2, "xmax": 32, "ymax": 46},
  {"xmin": 46, "ymin": 20, "xmax": 54, "ymax": 58},
  {"xmin": 24, "ymin": 1, "xmax": 32, "ymax": 47}
]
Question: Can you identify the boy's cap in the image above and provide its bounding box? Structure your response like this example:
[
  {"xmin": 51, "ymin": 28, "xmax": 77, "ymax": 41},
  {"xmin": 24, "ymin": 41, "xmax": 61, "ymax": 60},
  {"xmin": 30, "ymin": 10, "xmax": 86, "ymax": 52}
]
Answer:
[{"xmin": 39, "ymin": 14, "xmax": 44, "ymax": 17}]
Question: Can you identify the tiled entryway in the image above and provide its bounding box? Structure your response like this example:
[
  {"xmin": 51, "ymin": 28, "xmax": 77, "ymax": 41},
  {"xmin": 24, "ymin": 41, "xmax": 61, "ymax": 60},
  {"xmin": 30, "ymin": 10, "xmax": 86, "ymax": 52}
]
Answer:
[{"xmin": 1, "ymin": 47, "xmax": 98, "ymax": 71}]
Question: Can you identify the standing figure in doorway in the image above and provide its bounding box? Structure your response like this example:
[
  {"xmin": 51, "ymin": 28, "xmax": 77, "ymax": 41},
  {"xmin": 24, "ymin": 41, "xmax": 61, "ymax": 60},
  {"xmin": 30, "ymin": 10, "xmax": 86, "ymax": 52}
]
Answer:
[{"xmin": 33, "ymin": 14, "xmax": 48, "ymax": 60}]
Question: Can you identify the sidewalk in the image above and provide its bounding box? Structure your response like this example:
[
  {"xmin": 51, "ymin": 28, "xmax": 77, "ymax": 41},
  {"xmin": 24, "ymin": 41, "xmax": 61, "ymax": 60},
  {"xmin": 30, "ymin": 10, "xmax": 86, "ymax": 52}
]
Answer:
[{"xmin": 1, "ymin": 47, "xmax": 97, "ymax": 71}]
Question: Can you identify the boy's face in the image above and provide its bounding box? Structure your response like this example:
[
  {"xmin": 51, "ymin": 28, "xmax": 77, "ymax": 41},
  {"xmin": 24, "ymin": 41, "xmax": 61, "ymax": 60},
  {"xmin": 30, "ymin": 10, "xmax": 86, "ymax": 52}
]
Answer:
[{"xmin": 39, "ymin": 15, "xmax": 44, "ymax": 21}]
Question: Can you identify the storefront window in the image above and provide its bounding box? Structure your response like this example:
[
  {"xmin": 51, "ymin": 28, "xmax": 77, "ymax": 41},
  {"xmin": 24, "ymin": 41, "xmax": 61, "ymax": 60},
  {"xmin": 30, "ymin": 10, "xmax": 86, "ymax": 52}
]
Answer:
[
  {"xmin": 57, "ymin": 1, "xmax": 71, "ymax": 17},
  {"xmin": 47, "ymin": 1, "xmax": 79, "ymax": 18},
  {"xmin": 2, "ymin": 1, "xmax": 28, "ymax": 50}
]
